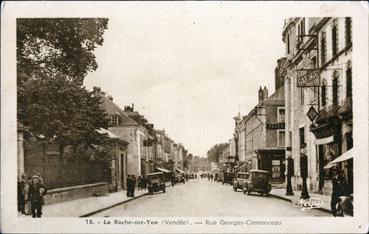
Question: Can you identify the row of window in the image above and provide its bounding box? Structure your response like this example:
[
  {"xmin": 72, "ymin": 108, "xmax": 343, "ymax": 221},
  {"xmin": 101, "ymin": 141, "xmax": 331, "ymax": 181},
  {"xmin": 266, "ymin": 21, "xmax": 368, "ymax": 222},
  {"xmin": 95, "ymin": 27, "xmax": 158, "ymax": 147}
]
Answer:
[
  {"xmin": 286, "ymin": 18, "xmax": 352, "ymax": 63},
  {"xmin": 320, "ymin": 17, "xmax": 352, "ymax": 66}
]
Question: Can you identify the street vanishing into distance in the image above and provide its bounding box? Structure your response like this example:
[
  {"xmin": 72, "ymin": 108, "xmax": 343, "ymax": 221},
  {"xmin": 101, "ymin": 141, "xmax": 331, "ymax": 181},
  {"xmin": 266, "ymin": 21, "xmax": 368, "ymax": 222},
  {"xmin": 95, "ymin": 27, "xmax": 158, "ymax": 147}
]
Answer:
[{"xmin": 93, "ymin": 179, "xmax": 329, "ymax": 217}]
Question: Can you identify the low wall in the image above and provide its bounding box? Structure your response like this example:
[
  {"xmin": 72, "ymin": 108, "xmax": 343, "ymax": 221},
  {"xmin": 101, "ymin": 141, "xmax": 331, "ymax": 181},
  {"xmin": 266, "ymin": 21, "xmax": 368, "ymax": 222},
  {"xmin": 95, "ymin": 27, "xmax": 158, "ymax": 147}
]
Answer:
[{"xmin": 44, "ymin": 182, "xmax": 109, "ymax": 205}]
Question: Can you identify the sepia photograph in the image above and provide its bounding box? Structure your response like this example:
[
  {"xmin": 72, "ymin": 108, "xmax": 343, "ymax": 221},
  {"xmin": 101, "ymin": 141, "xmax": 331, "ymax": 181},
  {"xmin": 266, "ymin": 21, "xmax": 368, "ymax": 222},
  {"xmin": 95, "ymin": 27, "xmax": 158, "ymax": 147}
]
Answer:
[{"xmin": 1, "ymin": 1, "xmax": 368, "ymax": 233}]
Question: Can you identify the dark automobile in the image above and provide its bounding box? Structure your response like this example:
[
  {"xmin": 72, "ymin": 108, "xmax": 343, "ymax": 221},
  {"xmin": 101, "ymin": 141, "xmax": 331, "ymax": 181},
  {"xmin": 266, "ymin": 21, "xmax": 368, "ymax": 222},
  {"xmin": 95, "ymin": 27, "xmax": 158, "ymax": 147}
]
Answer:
[
  {"xmin": 175, "ymin": 173, "xmax": 185, "ymax": 184},
  {"xmin": 187, "ymin": 173, "xmax": 195, "ymax": 179},
  {"xmin": 233, "ymin": 172, "xmax": 249, "ymax": 191},
  {"xmin": 147, "ymin": 172, "xmax": 166, "ymax": 195},
  {"xmin": 217, "ymin": 172, "xmax": 224, "ymax": 183},
  {"xmin": 242, "ymin": 170, "xmax": 271, "ymax": 196},
  {"xmin": 222, "ymin": 172, "xmax": 234, "ymax": 185}
]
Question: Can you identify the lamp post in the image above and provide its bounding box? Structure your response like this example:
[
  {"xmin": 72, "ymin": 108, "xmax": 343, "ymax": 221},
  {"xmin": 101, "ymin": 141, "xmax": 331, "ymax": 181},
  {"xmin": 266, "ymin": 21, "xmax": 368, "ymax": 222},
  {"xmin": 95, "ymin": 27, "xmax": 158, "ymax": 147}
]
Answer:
[
  {"xmin": 300, "ymin": 146, "xmax": 310, "ymax": 199},
  {"xmin": 286, "ymin": 147, "xmax": 294, "ymax": 195}
]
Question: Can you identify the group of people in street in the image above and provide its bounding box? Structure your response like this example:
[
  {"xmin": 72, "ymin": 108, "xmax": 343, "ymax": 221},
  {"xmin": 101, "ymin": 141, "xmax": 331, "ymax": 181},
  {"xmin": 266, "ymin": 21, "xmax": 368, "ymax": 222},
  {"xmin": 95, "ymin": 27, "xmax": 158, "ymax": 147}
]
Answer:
[{"xmin": 17, "ymin": 173, "xmax": 47, "ymax": 218}]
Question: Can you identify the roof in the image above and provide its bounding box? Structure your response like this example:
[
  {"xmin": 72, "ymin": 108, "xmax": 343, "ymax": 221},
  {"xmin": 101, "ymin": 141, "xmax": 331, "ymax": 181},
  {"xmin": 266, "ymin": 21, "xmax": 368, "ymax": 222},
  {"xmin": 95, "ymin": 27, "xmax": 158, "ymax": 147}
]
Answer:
[
  {"xmin": 99, "ymin": 95, "xmax": 138, "ymax": 126},
  {"xmin": 96, "ymin": 128, "xmax": 128, "ymax": 145},
  {"xmin": 96, "ymin": 128, "xmax": 120, "ymax": 139}
]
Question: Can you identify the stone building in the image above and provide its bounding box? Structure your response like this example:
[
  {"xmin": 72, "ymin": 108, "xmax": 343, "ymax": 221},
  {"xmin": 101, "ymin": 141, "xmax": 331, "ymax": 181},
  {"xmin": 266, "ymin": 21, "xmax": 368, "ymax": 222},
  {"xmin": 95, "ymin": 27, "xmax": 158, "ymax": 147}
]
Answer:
[{"xmin": 282, "ymin": 17, "xmax": 353, "ymax": 195}]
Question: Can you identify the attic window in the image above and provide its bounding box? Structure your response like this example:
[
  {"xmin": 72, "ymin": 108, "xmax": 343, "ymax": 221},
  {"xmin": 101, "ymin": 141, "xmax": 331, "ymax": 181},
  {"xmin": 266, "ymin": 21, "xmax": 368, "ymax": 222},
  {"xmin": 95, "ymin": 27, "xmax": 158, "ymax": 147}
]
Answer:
[{"xmin": 109, "ymin": 115, "xmax": 120, "ymax": 126}]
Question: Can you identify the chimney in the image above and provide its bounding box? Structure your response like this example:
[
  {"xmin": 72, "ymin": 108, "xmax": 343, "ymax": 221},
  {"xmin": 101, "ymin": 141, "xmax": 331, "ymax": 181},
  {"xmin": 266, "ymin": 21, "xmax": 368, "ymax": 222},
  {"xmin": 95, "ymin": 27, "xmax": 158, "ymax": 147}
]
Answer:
[
  {"xmin": 263, "ymin": 86, "xmax": 268, "ymax": 99},
  {"xmin": 258, "ymin": 86, "xmax": 264, "ymax": 103},
  {"xmin": 131, "ymin": 103, "xmax": 134, "ymax": 111},
  {"xmin": 93, "ymin": 86, "xmax": 101, "ymax": 97},
  {"xmin": 107, "ymin": 95, "xmax": 113, "ymax": 101}
]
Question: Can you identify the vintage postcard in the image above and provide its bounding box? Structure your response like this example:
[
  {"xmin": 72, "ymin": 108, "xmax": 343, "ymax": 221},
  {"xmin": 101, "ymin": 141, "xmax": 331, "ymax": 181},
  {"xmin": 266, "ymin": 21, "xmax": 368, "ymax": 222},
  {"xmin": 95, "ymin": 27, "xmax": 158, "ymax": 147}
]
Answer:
[{"xmin": 1, "ymin": 1, "xmax": 368, "ymax": 233}]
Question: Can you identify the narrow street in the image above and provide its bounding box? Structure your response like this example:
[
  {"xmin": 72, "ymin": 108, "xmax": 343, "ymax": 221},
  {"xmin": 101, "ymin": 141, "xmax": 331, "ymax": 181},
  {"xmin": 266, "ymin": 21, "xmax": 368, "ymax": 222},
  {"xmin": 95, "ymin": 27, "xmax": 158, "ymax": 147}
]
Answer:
[{"xmin": 93, "ymin": 178, "xmax": 329, "ymax": 217}]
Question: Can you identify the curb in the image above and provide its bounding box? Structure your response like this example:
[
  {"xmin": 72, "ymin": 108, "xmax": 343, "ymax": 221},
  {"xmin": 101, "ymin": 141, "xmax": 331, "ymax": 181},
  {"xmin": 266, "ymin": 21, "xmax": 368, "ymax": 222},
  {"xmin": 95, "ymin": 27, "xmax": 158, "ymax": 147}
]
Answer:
[
  {"xmin": 79, "ymin": 192, "xmax": 148, "ymax": 217},
  {"xmin": 270, "ymin": 194, "xmax": 332, "ymax": 214}
]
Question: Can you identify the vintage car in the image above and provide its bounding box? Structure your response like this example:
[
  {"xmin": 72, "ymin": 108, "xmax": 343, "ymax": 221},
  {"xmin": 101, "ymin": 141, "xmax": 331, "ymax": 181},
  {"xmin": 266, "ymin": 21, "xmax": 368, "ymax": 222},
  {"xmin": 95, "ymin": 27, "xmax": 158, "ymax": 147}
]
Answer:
[
  {"xmin": 187, "ymin": 173, "xmax": 195, "ymax": 179},
  {"xmin": 242, "ymin": 170, "xmax": 272, "ymax": 196},
  {"xmin": 233, "ymin": 172, "xmax": 249, "ymax": 191},
  {"xmin": 175, "ymin": 173, "xmax": 186, "ymax": 184},
  {"xmin": 222, "ymin": 172, "xmax": 234, "ymax": 185},
  {"xmin": 217, "ymin": 172, "xmax": 224, "ymax": 183},
  {"xmin": 147, "ymin": 172, "xmax": 166, "ymax": 195}
]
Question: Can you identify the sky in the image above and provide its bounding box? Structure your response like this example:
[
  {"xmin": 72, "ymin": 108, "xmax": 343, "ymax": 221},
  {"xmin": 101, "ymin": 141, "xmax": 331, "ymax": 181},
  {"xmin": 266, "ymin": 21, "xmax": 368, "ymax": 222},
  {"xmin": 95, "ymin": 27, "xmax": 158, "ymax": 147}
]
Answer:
[{"xmin": 84, "ymin": 3, "xmax": 286, "ymax": 157}]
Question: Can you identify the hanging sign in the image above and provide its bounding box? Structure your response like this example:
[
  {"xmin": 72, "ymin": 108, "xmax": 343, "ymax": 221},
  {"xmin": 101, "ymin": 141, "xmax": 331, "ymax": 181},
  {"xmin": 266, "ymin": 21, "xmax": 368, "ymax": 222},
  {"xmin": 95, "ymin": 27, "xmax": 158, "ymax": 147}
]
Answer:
[{"xmin": 297, "ymin": 70, "xmax": 320, "ymax": 87}]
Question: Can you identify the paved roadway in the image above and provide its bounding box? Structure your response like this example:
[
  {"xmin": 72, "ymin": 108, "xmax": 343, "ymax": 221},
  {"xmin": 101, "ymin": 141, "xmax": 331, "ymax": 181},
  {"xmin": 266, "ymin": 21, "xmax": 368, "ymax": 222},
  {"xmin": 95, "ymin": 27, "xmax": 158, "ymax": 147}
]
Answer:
[{"xmin": 92, "ymin": 178, "xmax": 329, "ymax": 217}]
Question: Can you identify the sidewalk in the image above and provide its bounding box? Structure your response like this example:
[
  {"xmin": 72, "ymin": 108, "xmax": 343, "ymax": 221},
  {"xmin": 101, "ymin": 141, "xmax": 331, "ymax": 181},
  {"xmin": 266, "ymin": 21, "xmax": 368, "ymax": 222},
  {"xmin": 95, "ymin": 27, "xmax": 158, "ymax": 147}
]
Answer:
[
  {"xmin": 43, "ymin": 189, "xmax": 147, "ymax": 217},
  {"xmin": 270, "ymin": 188, "xmax": 332, "ymax": 214}
]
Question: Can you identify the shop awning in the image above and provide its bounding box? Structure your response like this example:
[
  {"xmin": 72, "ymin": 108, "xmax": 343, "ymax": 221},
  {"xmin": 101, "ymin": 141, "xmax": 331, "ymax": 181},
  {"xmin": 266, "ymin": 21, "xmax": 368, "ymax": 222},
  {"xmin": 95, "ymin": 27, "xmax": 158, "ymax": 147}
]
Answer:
[
  {"xmin": 156, "ymin": 167, "xmax": 170, "ymax": 173},
  {"xmin": 175, "ymin": 168, "xmax": 185, "ymax": 174},
  {"xmin": 324, "ymin": 149, "xmax": 353, "ymax": 169},
  {"xmin": 315, "ymin": 135, "xmax": 334, "ymax": 145}
]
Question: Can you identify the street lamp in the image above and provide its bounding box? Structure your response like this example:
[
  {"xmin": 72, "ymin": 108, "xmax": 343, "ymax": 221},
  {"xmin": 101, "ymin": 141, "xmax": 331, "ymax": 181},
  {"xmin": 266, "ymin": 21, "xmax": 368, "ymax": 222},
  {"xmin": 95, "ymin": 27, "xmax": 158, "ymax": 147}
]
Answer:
[
  {"xmin": 285, "ymin": 147, "xmax": 294, "ymax": 196},
  {"xmin": 300, "ymin": 146, "xmax": 310, "ymax": 199}
]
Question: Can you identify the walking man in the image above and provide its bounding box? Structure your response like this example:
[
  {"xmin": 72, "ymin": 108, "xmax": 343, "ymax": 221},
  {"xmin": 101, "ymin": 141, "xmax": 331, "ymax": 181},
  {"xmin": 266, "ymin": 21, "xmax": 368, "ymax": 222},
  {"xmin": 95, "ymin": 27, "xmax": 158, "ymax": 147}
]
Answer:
[{"xmin": 28, "ymin": 175, "xmax": 47, "ymax": 218}]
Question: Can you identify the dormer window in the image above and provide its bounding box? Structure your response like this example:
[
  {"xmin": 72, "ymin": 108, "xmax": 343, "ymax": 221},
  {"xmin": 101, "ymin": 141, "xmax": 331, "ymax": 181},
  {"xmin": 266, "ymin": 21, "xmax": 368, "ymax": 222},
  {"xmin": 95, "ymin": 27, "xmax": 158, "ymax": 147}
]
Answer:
[{"xmin": 108, "ymin": 115, "xmax": 120, "ymax": 126}]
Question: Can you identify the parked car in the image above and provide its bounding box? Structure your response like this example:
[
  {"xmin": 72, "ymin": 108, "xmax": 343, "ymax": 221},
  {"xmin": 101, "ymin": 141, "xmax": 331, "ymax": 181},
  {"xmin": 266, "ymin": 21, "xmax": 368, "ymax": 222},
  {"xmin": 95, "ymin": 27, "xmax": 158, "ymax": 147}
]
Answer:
[
  {"xmin": 222, "ymin": 172, "xmax": 234, "ymax": 185},
  {"xmin": 242, "ymin": 170, "xmax": 271, "ymax": 196},
  {"xmin": 233, "ymin": 172, "xmax": 249, "ymax": 191},
  {"xmin": 188, "ymin": 173, "xmax": 195, "ymax": 179},
  {"xmin": 147, "ymin": 172, "xmax": 166, "ymax": 195},
  {"xmin": 217, "ymin": 172, "xmax": 224, "ymax": 183},
  {"xmin": 175, "ymin": 173, "xmax": 185, "ymax": 184}
]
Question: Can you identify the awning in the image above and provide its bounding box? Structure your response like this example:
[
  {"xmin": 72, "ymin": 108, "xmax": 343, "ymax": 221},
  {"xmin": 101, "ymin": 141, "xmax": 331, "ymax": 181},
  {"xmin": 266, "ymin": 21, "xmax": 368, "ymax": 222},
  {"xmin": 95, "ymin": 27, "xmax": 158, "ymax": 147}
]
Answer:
[
  {"xmin": 175, "ymin": 168, "xmax": 185, "ymax": 174},
  {"xmin": 156, "ymin": 167, "xmax": 170, "ymax": 173},
  {"xmin": 315, "ymin": 135, "xmax": 334, "ymax": 145},
  {"xmin": 324, "ymin": 149, "xmax": 353, "ymax": 169}
]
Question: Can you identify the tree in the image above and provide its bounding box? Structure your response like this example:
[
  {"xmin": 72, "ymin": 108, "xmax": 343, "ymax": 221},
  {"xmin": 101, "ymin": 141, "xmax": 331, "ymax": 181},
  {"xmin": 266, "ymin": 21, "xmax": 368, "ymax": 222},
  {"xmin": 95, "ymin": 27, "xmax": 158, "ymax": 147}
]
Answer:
[
  {"xmin": 17, "ymin": 18, "xmax": 108, "ymax": 85},
  {"xmin": 207, "ymin": 143, "xmax": 229, "ymax": 163},
  {"xmin": 17, "ymin": 18, "xmax": 110, "ymax": 159}
]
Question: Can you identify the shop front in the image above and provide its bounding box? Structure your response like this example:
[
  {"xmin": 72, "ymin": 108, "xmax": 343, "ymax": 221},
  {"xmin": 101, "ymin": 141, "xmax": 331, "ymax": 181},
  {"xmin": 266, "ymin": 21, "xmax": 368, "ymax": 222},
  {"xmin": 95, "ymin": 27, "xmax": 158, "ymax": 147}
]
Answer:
[{"xmin": 256, "ymin": 148, "xmax": 285, "ymax": 184}]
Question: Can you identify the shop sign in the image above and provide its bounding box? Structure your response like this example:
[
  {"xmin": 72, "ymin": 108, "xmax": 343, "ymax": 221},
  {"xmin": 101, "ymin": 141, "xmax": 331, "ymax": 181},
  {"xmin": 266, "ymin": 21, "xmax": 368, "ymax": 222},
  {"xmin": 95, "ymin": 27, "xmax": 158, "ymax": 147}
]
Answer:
[
  {"xmin": 307, "ymin": 106, "xmax": 318, "ymax": 122},
  {"xmin": 297, "ymin": 70, "xmax": 320, "ymax": 87}
]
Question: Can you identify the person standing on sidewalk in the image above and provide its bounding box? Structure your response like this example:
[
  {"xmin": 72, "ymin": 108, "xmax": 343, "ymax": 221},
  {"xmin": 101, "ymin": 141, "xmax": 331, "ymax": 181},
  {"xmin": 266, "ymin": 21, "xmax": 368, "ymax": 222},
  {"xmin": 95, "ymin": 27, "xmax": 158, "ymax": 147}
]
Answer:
[
  {"xmin": 331, "ymin": 168, "xmax": 345, "ymax": 217},
  {"xmin": 126, "ymin": 175, "xmax": 132, "ymax": 197},
  {"xmin": 137, "ymin": 176, "xmax": 142, "ymax": 190},
  {"xmin": 28, "ymin": 175, "xmax": 47, "ymax": 218},
  {"xmin": 131, "ymin": 175, "xmax": 136, "ymax": 197},
  {"xmin": 23, "ymin": 176, "xmax": 32, "ymax": 215}
]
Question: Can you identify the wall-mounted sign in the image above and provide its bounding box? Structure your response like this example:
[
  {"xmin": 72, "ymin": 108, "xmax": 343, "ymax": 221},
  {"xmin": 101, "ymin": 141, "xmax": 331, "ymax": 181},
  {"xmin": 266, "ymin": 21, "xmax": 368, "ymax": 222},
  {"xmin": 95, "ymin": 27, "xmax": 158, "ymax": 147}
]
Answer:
[
  {"xmin": 307, "ymin": 106, "xmax": 318, "ymax": 122},
  {"xmin": 297, "ymin": 70, "xmax": 320, "ymax": 87}
]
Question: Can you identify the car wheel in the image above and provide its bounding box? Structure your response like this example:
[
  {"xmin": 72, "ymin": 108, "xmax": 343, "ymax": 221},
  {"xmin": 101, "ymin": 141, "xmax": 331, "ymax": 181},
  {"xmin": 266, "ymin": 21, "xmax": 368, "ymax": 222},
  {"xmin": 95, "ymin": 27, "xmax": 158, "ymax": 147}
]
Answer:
[{"xmin": 265, "ymin": 192, "xmax": 269, "ymax": 197}]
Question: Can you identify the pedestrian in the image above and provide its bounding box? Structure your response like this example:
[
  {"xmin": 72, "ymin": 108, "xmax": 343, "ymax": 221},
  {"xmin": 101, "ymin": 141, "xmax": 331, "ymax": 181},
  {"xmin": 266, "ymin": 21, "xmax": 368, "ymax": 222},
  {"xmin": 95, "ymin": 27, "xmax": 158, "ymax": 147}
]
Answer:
[
  {"xmin": 23, "ymin": 176, "xmax": 32, "ymax": 215},
  {"xmin": 210, "ymin": 174, "xmax": 214, "ymax": 181},
  {"xmin": 126, "ymin": 175, "xmax": 132, "ymax": 197},
  {"xmin": 137, "ymin": 176, "xmax": 142, "ymax": 190},
  {"xmin": 171, "ymin": 173, "xmax": 175, "ymax": 186},
  {"xmin": 142, "ymin": 176, "xmax": 147, "ymax": 191},
  {"xmin": 18, "ymin": 175, "xmax": 26, "ymax": 214},
  {"xmin": 131, "ymin": 175, "xmax": 136, "ymax": 197},
  {"xmin": 28, "ymin": 175, "xmax": 47, "ymax": 218},
  {"xmin": 331, "ymin": 168, "xmax": 345, "ymax": 217}
]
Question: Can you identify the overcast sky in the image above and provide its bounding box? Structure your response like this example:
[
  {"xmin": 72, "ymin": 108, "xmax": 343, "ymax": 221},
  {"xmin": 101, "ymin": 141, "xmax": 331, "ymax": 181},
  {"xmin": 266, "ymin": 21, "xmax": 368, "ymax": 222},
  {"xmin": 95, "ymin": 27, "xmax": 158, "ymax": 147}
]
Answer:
[{"xmin": 84, "ymin": 3, "xmax": 286, "ymax": 157}]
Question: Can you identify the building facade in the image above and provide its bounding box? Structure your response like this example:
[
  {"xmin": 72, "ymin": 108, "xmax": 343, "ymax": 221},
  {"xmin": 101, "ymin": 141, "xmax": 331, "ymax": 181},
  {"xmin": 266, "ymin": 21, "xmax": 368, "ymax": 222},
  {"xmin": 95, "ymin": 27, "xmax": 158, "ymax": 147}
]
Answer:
[{"xmin": 282, "ymin": 17, "xmax": 353, "ymax": 195}]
